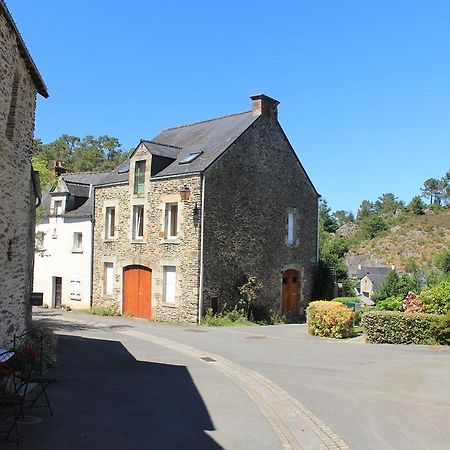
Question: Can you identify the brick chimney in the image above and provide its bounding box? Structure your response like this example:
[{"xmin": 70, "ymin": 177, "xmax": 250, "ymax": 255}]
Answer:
[
  {"xmin": 51, "ymin": 160, "xmax": 66, "ymax": 177},
  {"xmin": 250, "ymin": 94, "xmax": 280, "ymax": 119}
]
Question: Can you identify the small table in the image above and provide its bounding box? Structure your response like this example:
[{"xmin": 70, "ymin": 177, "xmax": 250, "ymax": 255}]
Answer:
[{"xmin": 0, "ymin": 348, "xmax": 14, "ymax": 362}]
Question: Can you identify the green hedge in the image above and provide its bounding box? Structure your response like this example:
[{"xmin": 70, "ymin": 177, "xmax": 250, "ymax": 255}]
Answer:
[
  {"xmin": 362, "ymin": 311, "xmax": 450, "ymax": 345},
  {"xmin": 307, "ymin": 301, "xmax": 355, "ymax": 339}
]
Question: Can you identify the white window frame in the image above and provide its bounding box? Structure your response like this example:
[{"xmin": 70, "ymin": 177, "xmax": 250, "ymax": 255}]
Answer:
[
  {"xmin": 287, "ymin": 210, "xmax": 297, "ymax": 246},
  {"xmin": 72, "ymin": 232, "xmax": 83, "ymax": 252},
  {"xmin": 134, "ymin": 160, "xmax": 146, "ymax": 194},
  {"xmin": 164, "ymin": 203, "xmax": 178, "ymax": 239},
  {"xmin": 163, "ymin": 266, "xmax": 177, "ymax": 304},
  {"xmin": 70, "ymin": 278, "xmax": 81, "ymax": 300},
  {"xmin": 53, "ymin": 200, "xmax": 63, "ymax": 217},
  {"xmin": 105, "ymin": 206, "xmax": 116, "ymax": 239},
  {"xmin": 104, "ymin": 262, "xmax": 114, "ymax": 295},
  {"xmin": 132, "ymin": 204, "xmax": 144, "ymax": 240}
]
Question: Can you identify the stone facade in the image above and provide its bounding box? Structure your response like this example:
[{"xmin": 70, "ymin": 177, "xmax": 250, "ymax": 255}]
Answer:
[
  {"xmin": 92, "ymin": 145, "xmax": 203, "ymax": 323},
  {"xmin": 202, "ymin": 112, "xmax": 318, "ymax": 317},
  {"xmin": 0, "ymin": 4, "xmax": 48, "ymax": 346},
  {"xmin": 92, "ymin": 95, "xmax": 318, "ymax": 323}
]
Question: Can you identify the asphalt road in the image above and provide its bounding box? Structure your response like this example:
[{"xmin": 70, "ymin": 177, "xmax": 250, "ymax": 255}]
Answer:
[{"xmin": 14, "ymin": 310, "xmax": 450, "ymax": 450}]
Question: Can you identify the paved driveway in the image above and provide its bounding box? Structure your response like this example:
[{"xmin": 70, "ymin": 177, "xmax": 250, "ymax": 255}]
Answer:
[{"xmin": 16, "ymin": 310, "xmax": 450, "ymax": 450}]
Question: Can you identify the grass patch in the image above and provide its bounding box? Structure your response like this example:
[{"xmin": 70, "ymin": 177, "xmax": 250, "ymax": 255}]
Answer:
[
  {"xmin": 201, "ymin": 308, "xmax": 255, "ymax": 326},
  {"xmin": 81, "ymin": 306, "xmax": 120, "ymax": 316}
]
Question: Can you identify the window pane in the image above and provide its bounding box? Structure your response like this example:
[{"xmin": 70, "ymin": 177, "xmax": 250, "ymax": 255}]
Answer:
[
  {"xmin": 133, "ymin": 205, "xmax": 144, "ymax": 239},
  {"xmin": 164, "ymin": 266, "xmax": 176, "ymax": 303},
  {"xmin": 134, "ymin": 160, "xmax": 146, "ymax": 194},
  {"xmin": 104, "ymin": 263, "xmax": 114, "ymax": 295},
  {"xmin": 106, "ymin": 207, "xmax": 115, "ymax": 238},
  {"xmin": 287, "ymin": 213, "xmax": 294, "ymax": 245},
  {"xmin": 165, "ymin": 203, "xmax": 178, "ymax": 239},
  {"xmin": 73, "ymin": 232, "xmax": 82, "ymax": 251}
]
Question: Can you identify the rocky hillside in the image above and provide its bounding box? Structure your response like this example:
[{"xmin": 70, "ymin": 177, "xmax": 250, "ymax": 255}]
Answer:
[{"xmin": 344, "ymin": 208, "xmax": 450, "ymax": 274}]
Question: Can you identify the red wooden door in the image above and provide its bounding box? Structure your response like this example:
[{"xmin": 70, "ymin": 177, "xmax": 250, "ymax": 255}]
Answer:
[
  {"xmin": 123, "ymin": 266, "xmax": 152, "ymax": 319},
  {"xmin": 282, "ymin": 269, "xmax": 300, "ymax": 315}
]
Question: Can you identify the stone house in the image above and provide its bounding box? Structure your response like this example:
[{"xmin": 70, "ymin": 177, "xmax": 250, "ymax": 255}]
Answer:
[
  {"xmin": 92, "ymin": 94, "xmax": 319, "ymax": 323},
  {"xmin": 34, "ymin": 171, "xmax": 109, "ymax": 310},
  {"xmin": 0, "ymin": 1, "xmax": 48, "ymax": 346},
  {"xmin": 356, "ymin": 266, "xmax": 392, "ymax": 299}
]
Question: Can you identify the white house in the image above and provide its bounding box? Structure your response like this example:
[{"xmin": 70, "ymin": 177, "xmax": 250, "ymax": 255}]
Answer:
[{"xmin": 34, "ymin": 172, "xmax": 108, "ymax": 309}]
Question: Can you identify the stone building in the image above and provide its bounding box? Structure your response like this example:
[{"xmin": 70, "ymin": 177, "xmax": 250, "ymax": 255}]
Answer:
[
  {"xmin": 0, "ymin": 1, "xmax": 48, "ymax": 345},
  {"xmin": 92, "ymin": 94, "xmax": 319, "ymax": 323}
]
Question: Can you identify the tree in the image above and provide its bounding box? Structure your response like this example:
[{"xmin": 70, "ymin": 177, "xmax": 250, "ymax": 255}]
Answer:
[
  {"xmin": 374, "ymin": 193, "xmax": 403, "ymax": 216},
  {"xmin": 407, "ymin": 195, "xmax": 426, "ymax": 215},
  {"xmin": 333, "ymin": 210, "xmax": 354, "ymax": 228},
  {"xmin": 360, "ymin": 215, "xmax": 387, "ymax": 239},
  {"xmin": 372, "ymin": 270, "xmax": 421, "ymax": 302},
  {"xmin": 33, "ymin": 134, "xmax": 128, "ymax": 173},
  {"xmin": 357, "ymin": 200, "xmax": 373, "ymax": 220},
  {"xmin": 32, "ymin": 156, "xmax": 56, "ymax": 188},
  {"xmin": 319, "ymin": 199, "xmax": 338, "ymax": 233},
  {"xmin": 421, "ymin": 178, "xmax": 442, "ymax": 205}
]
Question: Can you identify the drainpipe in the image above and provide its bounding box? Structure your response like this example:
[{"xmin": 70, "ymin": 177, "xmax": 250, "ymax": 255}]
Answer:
[
  {"xmin": 316, "ymin": 198, "xmax": 320, "ymax": 264},
  {"xmin": 89, "ymin": 184, "xmax": 95, "ymax": 307},
  {"xmin": 198, "ymin": 174, "xmax": 206, "ymax": 324}
]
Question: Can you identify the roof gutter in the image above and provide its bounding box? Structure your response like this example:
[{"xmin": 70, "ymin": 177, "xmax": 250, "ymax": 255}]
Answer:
[{"xmin": 198, "ymin": 173, "xmax": 206, "ymax": 324}]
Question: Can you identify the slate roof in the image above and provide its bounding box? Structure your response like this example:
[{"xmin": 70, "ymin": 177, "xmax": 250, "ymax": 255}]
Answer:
[
  {"xmin": 356, "ymin": 266, "xmax": 390, "ymax": 279},
  {"xmin": 97, "ymin": 111, "xmax": 259, "ymax": 186},
  {"xmin": 0, "ymin": 1, "xmax": 48, "ymax": 97},
  {"xmin": 41, "ymin": 172, "xmax": 109, "ymax": 218}
]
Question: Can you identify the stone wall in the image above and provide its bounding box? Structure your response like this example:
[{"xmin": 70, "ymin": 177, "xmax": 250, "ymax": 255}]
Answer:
[
  {"xmin": 0, "ymin": 12, "xmax": 38, "ymax": 346},
  {"xmin": 92, "ymin": 148, "xmax": 202, "ymax": 323},
  {"xmin": 202, "ymin": 113, "xmax": 319, "ymax": 317}
]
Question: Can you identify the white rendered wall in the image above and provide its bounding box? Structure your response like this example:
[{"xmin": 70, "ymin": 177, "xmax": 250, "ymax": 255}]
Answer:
[{"xmin": 34, "ymin": 213, "xmax": 93, "ymax": 310}]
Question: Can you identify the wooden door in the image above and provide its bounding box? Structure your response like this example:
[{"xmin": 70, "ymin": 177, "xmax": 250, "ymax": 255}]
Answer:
[
  {"xmin": 123, "ymin": 266, "xmax": 152, "ymax": 319},
  {"xmin": 54, "ymin": 277, "xmax": 62, "ymax": 308},
  {"xmin": 282, "ymin": 269, "xmax": 300, "ymax": 315}
]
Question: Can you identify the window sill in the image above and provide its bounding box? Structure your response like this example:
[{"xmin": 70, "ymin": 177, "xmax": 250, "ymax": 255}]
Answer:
[
  {"xmin": 160, "ymin": 239, "xmax": 181, "ymax": 245},
  {"xmin": 70, "ymin": 296, "xmax": 81, "ymax": 301},
  {"xmin": 161, "ymin": 302, "xmax": 178, "ymax": 308},
  {"xmin": 130, "ymin": 239, "xmax": 146, "ymax": 244},
  {"xmin": 72, "ymin": 249, "xmax": 83, "ymax": 254}
]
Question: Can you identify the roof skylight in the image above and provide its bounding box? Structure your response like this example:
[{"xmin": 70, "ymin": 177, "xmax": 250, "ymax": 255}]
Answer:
[{"xmin": 179, "ymin": 151, "xmax": 203, "ymax": 165}]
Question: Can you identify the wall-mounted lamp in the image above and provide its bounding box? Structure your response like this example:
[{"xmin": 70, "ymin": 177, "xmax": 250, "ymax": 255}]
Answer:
[{"xmin": 179, "ymin": 185, "xmax": 191, "ymax": 201}]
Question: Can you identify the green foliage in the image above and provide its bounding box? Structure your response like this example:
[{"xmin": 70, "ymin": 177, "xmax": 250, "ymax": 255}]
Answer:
[
  {"xmin": 360, "ymin": 215, "xmax": 387, "ymax": 239},
  {"xmin": 357, "ymin": 200, "xmax": 374, "ymax": 220},
  {"xmin": 362, "ymin": 310, "xmax": 450, "ymax": 345},
  {"xmin": 238, "ymin": 276, "xmax": 263, "ymax": 319},
  {"xmin": 374, "ymin": 193, "xmax": 404, "ymax": 216},
  {"xmin": 32, "ymin": 156, "xmax": 56, "ymax": 188},
  {"xmin": 333, "ymin": 210, "xmax": 354, "ymax": 228},
  {"xmin": 306, "ymin": 301, "xmax": 355, "ymax": 339},
  {"xmin": 372, "ymin": 270, "xmax": 421, "ymax": 302},
  {"xmin": 408, "ymin": 195, "xmax": 426, "ymax": 215},
  {"xmin": 435, "ymin": 246, "xmax": 450, "ymax": 273},
  {"xmin": 332, "ymin": 297, "xmax": 359, "ymax": 306},
  {"xmin": 319, "ymin": 199, "xmax": 338, "ymax": 233},
  {"xmin": 83, "ymin": 306, "xmax": 120, "ymax": 316},
  {"xmin": 374, "ymin": 295, "xmax": 403, "ymax": 311},
  {"xmin": 420, "ymin": 280, "xmax": 450, "ymax": 314},
  {"xmin": 34, "ymin": 134, "xmax": 129, "ymax": 173},
  {"xmin": 201, "ymin": 307, "xmax": 254, "ymax": 326}
]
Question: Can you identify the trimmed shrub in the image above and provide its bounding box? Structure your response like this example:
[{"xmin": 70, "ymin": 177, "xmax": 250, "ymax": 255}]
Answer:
[
  {"xmin": 362, "ymin": 311, "xmax": 449, "ymax": 345},
  {"xmin": 307, "ymin": 301, "xmax": 355, "ymax": 339},
  {"xmin": 333, "ymin": 297, "xmax": 359, "ymax": 306},
  {"xmin": 374, "ymin": 295, "xmax": 403, "ymax": 311},
  {"xmin": 420, "ymin": 280, "xmax": 450, "ymax": 315}
]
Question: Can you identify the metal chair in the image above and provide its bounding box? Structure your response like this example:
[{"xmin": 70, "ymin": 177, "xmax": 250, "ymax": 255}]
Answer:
[
  {"xmin": 13, "ymin": 332, "xmax": 57, "ymax": 416},
  {"xmin": 0, "ymin": 349, "xmax": 32, "ymax": 450}
]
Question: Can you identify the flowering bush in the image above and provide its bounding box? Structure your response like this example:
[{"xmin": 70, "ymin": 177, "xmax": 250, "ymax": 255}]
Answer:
[
  {"xmin": 402, "ymin": 291, "xmax": 424, "ymax": 314},
  {"xmin": 307, "ymin": 301, "xmax": 355, "ymax": 339}
]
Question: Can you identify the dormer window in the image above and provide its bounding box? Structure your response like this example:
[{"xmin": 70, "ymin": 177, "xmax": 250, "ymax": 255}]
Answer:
[
  {"xmin": 51, "ymin": 200, "xmax": 63, "ymax": 217},
  {"xmin": 134, "ymin": 160, "xmax": 146, "ymax": 194}
]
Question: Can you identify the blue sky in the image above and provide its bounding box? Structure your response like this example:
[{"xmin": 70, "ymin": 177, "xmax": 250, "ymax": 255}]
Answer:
[{"xmin": 8, "ymin": 0, "xmax": 450, "ymax": 214}]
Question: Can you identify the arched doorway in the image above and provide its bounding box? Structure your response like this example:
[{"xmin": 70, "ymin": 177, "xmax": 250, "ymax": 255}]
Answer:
[
  {"xmin": 123, "ymin": 265, "xmax": 152, "ymax": 319},
  {"xmin": 281, "ymin": 269, "xmax": 300, "ymax": 315}
]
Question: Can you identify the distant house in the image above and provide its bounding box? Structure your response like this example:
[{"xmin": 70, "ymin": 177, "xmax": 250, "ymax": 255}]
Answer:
[
  {"xmin": 34, "ymin": 171, "xmax": 109, "ymax": 310},
  {"xmin": 0, "ymin": 1, "xmax": 48, "ymax": 346},
  {"xmin": 92, "ymin": 94, "xmax": 319, "ymax": 323},
  {"xmin": 356, "ymin": 266, "xmax": 392, "ymax": 300}
]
